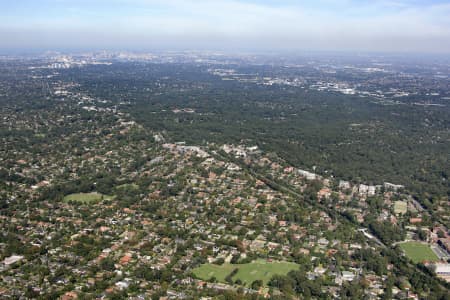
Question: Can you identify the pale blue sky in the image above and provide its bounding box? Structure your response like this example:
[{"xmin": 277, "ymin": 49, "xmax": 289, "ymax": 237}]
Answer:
[{"xmin": 1, "ymin": 0, "xmax": 450, "ymax": 52}]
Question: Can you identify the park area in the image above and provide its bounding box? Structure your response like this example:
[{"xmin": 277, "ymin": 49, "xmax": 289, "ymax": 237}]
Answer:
[
  {"xmin": 399, "ymin": 242, "xmax": 439, "ymax": 263},
  {"xmin": 63, "ymin": 192, "xmax": 113, "ymax": 204},
  {"xmin": 192, "ymin": 259, "xmax": 299, "ymax": 286}
]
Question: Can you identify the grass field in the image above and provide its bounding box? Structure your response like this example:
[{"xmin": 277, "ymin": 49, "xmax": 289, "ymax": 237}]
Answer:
[
  {"xmin": 63, "ymin": 192, "xmax": 113, "ymax": 204},
  {"xmin": 192, "ymin": 259, "xmax": 299, "ymax": 286},
  {"xmin": 399, "ymin": 242, "xmax": 439, "ymax": 263}
]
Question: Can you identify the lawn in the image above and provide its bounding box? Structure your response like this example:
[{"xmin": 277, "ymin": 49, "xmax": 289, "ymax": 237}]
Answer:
[
  {"xmin": 115, "ymin": 183, "xmax": 139, "ymax": 190},
  {"xmin": 394, "ymin": 201, "xmax": 407, "ymax": 214},
  {"xmin": 192, "ymin": 259, "xmax": 299, "ymax": 286},
  {"xmin": 399, "ymin": 242, "xmax": 439, "ymax": 263},
  {"xmin": 63, "ymin": 192, "xmax": 113, "ymax": 204}
]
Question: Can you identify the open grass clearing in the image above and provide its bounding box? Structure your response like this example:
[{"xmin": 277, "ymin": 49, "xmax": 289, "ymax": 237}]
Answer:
[
  {"xmin": 115, "ymin": 183, "xmax": 139, "ymax": 190},
  {"xmin": 63, "ymin": 192, "xmax": 113, "ymax": 204},
  {"xmin": 192, "ymin": 259, "xmax": 299, "ymax": 286},
  {"xmin": 399, "ymin": 242, "xmax": 439, "ymax": 263}
]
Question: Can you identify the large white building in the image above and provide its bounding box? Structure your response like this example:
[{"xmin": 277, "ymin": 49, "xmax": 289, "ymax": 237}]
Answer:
[
  {"xmin": 433, "ymin": 263, "xmax": 450, "ymax": 282},
  {"xmin": 2, "ymin": 255, "xmax": 24, "ymax": 266}
]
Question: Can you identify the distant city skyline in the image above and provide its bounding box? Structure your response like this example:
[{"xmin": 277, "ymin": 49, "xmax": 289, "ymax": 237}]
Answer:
[{"xmin": 1, "ymin": 0, "xmax": 450, "ymax": 53}]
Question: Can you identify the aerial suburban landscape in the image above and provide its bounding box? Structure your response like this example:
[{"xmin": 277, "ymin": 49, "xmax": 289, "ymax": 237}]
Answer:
[
  {"xmin": 1, "ymin": 0, "xmax": 450, "ymax": 299},
  {"xmin": 0, "ymin": 51, "xmax": 449, "ymax": 299}
]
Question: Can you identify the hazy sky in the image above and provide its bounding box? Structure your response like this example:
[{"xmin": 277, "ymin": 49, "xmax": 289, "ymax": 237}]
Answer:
[{"xmin": 2, "ymin": 0, "xmax": 450, "ymax": 53}]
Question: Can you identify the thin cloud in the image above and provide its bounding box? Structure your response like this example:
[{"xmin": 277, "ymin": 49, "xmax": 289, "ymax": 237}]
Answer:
[{"xmin": 0, "ymin": 0, "xmax": 449, "ymax": 52}]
